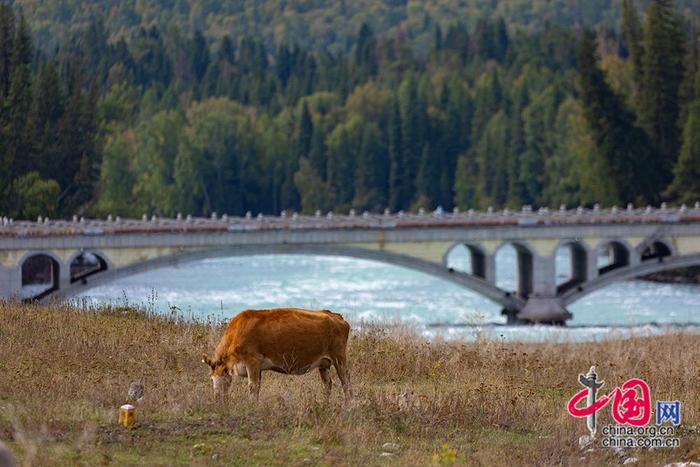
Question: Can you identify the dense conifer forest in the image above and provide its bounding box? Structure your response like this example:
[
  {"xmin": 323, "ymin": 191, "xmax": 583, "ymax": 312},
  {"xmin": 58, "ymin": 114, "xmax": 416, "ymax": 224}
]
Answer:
[{"xmin": 0, "ymin": 0, "xmax": 699, "ymax": 219}]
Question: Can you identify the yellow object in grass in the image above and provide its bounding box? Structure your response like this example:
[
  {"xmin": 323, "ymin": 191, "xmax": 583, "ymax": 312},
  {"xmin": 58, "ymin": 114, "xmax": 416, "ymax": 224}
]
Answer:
[{"xmin": 118, "ymin": 404, "xmax": 135, "ymax": 427}]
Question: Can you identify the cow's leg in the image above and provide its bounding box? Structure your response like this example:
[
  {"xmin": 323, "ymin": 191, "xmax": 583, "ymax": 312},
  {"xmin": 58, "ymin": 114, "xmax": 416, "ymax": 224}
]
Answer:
[
  {"xmin": 245, "ymin": 360, "xmax": 262, "ymax": 400},
  {"xmin": 319, "ymin": 367, "xmax": 332, "ymax": 399},
  {"xmin": 334, "ymin": 356, "xmax": 352, "ymax": 401}
]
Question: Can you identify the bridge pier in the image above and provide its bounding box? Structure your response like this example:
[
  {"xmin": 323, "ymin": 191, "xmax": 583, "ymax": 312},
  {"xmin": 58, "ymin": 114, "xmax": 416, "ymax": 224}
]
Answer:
[
  {"xmin": 515, "ymin": 253, "xmax": 573, "ymax": 324},
  {"xmin": 0, "ymin": 266, "xmax": 11, "ymax": 300},
  {"xmin": 515, "ymin": 298, "xmax": 572, "ymax": 324}
]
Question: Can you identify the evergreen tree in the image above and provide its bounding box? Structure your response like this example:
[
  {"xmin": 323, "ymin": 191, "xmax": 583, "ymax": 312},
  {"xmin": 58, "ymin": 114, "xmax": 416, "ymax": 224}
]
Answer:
[
  {"xmin": 5, "ymin": 14, "xmax": 33, "ymax": 203},
  {"xmin": 577, "ymin": 29, "xmax": 659, "ymax": 203},
  {"xmin": 297, "ymin": 102, "xmax": 313, "ymax": 158},
  {"xmin": 398, "ymin": 75, "xmax": 425, "ymax": 208},
  {"xmin": 621, "ymin": 0, "xmax": 644, "ymax": 84},
  {"xmin": 30, "ymin": 61, "xmax": 64, "ymax": 177},
  {"xmin": 666, "ymin": 67, "xmax": 700, "ymax": 203},
  {"xmin": 353, "ymin": 123, "xmax": 386, "ymax": 210},
  {"xmin": 0, "ymin": 4, "xmax": 15, "ymax": 100},
  {"xmin": 191, "ymin": 30, "xmax": 210, "ymax": 82},
  {"xmin": 638, "ymin": 0, "xmax": 686, "ymax": 178},
  {"xmin": 416, "ymin": 143, "xmax": 440, "ymax": 209},
  {"xmin": 388, "ymin": 97, "xmax": 403, "ymax": 211},
  {"xmin": 353, "ymin": 23, "xmax": 377, "ymax": 83}
]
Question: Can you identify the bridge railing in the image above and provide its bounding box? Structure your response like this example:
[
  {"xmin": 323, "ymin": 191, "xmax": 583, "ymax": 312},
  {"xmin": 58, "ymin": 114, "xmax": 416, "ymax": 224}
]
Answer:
[{"xmin": 2, "ymin": 203, "xmax": 700, "ymax": 237}]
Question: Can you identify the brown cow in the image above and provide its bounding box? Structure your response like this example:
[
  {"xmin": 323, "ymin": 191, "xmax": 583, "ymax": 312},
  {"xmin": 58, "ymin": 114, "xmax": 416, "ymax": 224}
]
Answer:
[{"xmin": 202, "ymin": 308, "xmax": 351, "ymax": 400}]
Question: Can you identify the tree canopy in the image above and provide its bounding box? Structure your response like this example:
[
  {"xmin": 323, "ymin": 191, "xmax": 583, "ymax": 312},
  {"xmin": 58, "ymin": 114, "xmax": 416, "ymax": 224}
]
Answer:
[{"xmin": 0, "ymin": 1, "xmax": 699, "ymax": 220}]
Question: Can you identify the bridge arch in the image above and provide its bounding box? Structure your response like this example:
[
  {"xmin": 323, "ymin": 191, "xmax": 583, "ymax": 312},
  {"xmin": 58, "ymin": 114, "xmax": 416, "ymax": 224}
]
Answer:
[
  {"xmin": 443, "ymin": 242, "xmax": 489, "ymax": 280},
  {"xmin": 67, "ymin": 250, "xmax": 112, "ymax": 284},
  {"xmin": 495, "ymin": 241, "xmax": 535, "ymax": 299},
  {"xmin": 639, "ymin": 238, "xmax": 674, "ymax": 262},
  {"xmin": 55, "ymin": 244, "xmax": 525, "ymax": 310},
  {"xmin": 561, "ymin": 253, "xmax": 700, "ymax": 306},
  {"xmin": 554, "ymin": 240, "xmax": 590, "ymax": 294},
  {"xmin": 19, "ymin": 251, "xmax": 63, "ymax": 301},
  {"xmin": 595, "ymin": 239, "xmax": 633, "ymax": 275}
]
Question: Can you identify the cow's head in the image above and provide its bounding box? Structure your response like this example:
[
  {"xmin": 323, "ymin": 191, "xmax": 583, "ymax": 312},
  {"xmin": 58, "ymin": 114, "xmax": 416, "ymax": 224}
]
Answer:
[{"xmin": 202, "ymin": 354, "xmax": 232, "ymax": 397}]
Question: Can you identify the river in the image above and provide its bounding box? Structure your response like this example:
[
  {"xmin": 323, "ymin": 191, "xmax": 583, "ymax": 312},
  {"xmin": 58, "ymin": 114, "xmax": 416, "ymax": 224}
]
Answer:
[{"xmin": 74, "ymin": 246, "xmax": 700, "ymax": 342}]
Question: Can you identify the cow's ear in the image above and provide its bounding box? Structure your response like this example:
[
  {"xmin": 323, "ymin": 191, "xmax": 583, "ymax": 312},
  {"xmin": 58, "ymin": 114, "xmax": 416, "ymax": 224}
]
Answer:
[{"xmin": 202, "ymin": 354, "xmax": 214, "ymax": 368}]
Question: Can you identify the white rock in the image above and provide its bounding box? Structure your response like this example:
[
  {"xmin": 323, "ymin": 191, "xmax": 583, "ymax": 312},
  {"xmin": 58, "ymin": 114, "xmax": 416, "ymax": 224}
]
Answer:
[
  {"xmin": 578, "ymin": 434, "xmax": 594, "ymax": 450},
  {"xmin": 380, "ymin": 452, "xmax": 396, "ymax": 457},
  {"xmin": 623, "ymin": 458, "xmax": 638, "ymax": 465},
  {"xmin": 382, "ymin": 442, "xmax": 399, "ymax": 452},
  {"xmin": 128, "ymin": 382, "xmax": 145, "ymax": 403}
]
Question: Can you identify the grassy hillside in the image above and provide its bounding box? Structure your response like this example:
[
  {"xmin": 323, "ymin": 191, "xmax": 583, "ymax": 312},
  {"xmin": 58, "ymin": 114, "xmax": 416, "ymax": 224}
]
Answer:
[
  {"xmin": 0, "ymin": 302, "xmax": 698, "ymax": 465},
  {"xmin": 13, "ymin": 0, "xmax": 699, "ymax": 53}
]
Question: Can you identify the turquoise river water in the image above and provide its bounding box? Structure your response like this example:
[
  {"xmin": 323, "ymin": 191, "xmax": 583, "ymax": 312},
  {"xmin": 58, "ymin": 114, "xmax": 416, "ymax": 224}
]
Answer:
[{"xmin": 75, "ymin": 246, "xmax": 700, "ymax": 342}]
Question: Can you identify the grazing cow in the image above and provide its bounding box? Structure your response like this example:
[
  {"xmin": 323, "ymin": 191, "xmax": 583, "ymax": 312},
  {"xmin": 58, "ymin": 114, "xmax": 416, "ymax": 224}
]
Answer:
[{"xmin": 202, "ymin": 308, "xmax": 351, "ymax": 400}]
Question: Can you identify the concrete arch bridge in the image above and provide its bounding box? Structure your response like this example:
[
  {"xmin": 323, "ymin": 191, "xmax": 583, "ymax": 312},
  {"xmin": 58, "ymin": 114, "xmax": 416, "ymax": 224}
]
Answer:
[{"xmin": 2, "ymin": 206, "xmax": 700, "ymax": 324}]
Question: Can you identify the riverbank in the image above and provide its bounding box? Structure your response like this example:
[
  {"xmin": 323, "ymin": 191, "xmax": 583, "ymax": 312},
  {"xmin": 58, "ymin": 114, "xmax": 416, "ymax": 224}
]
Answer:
[
  {"xmin": 0, "ymin": 302, "xmax": 698, "ymax": 466},
  {"xmin": 642, "ymin": 266, "xmax": 700, "ymax": 284}
]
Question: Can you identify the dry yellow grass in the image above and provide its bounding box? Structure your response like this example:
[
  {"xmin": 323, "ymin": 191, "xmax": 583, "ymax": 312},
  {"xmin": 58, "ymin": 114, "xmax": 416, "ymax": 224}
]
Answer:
[{"xmin": 0, "ymin": 302, "xmax": 699, "ymax": 466}]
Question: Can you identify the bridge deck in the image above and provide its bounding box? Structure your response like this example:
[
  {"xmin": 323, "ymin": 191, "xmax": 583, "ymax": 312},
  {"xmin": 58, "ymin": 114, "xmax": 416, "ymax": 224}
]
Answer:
[{"xmin": 1, "ymin": 207, "xmax": 699, "ymax": 238}]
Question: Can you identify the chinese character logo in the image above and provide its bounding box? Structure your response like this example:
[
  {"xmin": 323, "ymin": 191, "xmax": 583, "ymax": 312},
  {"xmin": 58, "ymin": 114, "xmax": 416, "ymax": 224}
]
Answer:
[
  {"xmin": 566, "ymin": 368, "xmax": 652, "ymax": 432},
  {"xmin": 567, "ymin": 367, "xmax": 682, "ymax": 435},
  {"xmin": 656, "ymin": 401, "xmax": 681, "ymax": 426}
]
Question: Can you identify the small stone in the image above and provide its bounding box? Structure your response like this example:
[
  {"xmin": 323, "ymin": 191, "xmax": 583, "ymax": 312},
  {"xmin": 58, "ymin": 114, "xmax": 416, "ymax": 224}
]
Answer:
[
  {"xmin": 584, "ymin": 448, "xmax": 595, "ymax": 454},
  {"xmin": 578, "ymin": 434, "xmax": 594, "ymax": 450},
  {"xmin": 128, "ymin": 382, "xmax": 145, "ymax": 403},
  {"xmin": 380, "ymin": 452, "xmax": 396, "ymax": 457},
  {"xmin": 623, "ymin": 458, "xmax": 638, "ymax": 465},
  {"xmin": 382, "ymin": 442, "xmax": 399, "ymax": 452}
]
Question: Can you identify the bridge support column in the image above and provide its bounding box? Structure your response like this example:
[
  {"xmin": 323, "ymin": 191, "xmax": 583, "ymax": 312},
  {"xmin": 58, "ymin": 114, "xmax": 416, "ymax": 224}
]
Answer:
[
  {"xmin": 0, "ymin": 264, "xmax": 22, "ymax": 301},
  {"xmin": 484, "ymin": 254, "xmax": 496, "ymax": 285},
  {"xmin": 586, "ymin": 249, "xmax": 598, "ymax": 282},
  {"xmin": 59, "ymin": 262, "xmax": 71, "ymax": 293},
  {"xmin": 516, "ymin": 254, "xmax": 572, "ymax": 324},
  {"xmin": 0, "ymin": 267, "xmax": 11, "ymax": 300}
]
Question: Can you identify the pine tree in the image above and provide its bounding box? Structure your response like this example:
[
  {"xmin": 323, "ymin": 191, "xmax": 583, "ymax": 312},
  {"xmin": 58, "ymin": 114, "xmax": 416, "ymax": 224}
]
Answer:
[
  {"xmin": 621, "ymin": 0, "xmax": 644, "ymax": 85},
  {"xmin": 398, "ymin": 75, "xmax": 425, "ymax": 208},
  {"xmin": 308, "ymin": 124, "xmax": 327, "ymax": 179},
  {"xmin": 353, "ymin": 23, "xmax": 377, "ymax": 85},
  {"xmin": 473, "ymin": 18, "xmax": 495, "ymax": 60},
  {"xmin": 416, "ymin": 143, "xmax": 440, "ymax": 209},
  {"xmin": 665, "ymin": 100, "xmax": 700, "ymax": 203},
  {"xmin": 297, "ymin": 102, "xmax": 313, "ymax": 158},
  {"xmin": 638, "ymin": 0, "xmax": 686, "ymax": 178},
  {"xmin": 388, "ymin": 97, "xmax": 403, "ymax": 211},
  {"xmin": 0, "ymin": 4, "xmax": 15, "ymax": 100},
  {"xmin": 666, "ymin": 67, "xmax": 700, "ymax": 203},
  {"xmin": 191, "ymin": 30, "xmax": 210, "ymax": 82},
  {"xmin": 353, "ymin": 123, "xmax": 386, "ymax": 210},
  {"xmin": 577, "ymin": 29, "xmax": 659, "ymax": 204},
  {"xmin": 5, "ymin": 14, "xmax": 33, "ymax": 197},
  {"xmin": 493, "ymin": 18, "xmax": 509, "ymax": 62},
  {"xmin": 30, "ymin": 60, "xmax": 64, "ymax": 178}
]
